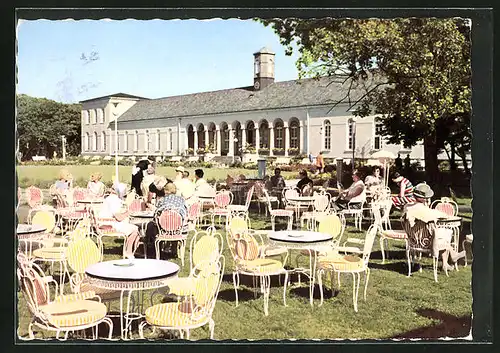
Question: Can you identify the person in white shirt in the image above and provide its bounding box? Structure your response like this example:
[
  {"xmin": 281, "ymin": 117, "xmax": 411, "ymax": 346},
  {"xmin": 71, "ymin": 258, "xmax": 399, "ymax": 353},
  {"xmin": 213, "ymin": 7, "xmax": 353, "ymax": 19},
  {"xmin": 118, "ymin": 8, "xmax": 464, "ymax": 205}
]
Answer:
[
  {"xmin": 87, "ymin": 172, "xmax": 105, "ymax": 197},
  {"xmin": 174, "ymin": 167, "xmax": 195, "ymax": 200},
  {"xmin": 333, "ymin": 170, "xmax": 366, "ymax": 210},
  {"xmin": 98, "ymin": 189, "xmax": 140, "ymax": 257},
  {"xmin": 194, "ymin": 169, "xmax": 207, "ymax": 190}
]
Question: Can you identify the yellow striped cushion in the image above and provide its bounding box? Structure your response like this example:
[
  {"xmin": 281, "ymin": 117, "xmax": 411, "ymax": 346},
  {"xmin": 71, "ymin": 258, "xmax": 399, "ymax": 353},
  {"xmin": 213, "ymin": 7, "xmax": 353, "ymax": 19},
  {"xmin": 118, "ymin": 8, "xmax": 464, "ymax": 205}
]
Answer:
[
  {"xmin": 33, "ymin": 247, "xmax": 66, "ymax": 260},
  {"xmin": 31, "ymin": 211, "xmax": 56, "ymax": 233},
  {"xmin": 234, "ymin": 234, "xmax": 260, "ymax": 261},
  {"xmin": 67, "ymin": 238, "xmax": 100, "ymax": 273},
  {"xmin": 318, "ymin": 215, "xmax": 342, "ymax": 239},
  {"xmin": 40, "ymin": 300, "xmax": 107, "ymax": 328},
  {"xmin": 239, "ymin": 258, "xmax": 284, "ymax": 274},
  {"xmin": 192, "ymin": 236, "xmax": 219, "ymax": 266},
  {"xmin": 318, "ymin": 254, "xmax": 364, "ymax": 271},
  {"xmin": 54, "ymin": 291, "xmax": 96, "ymax": 303},
  {"xmin": 145, "ymin": 302, "xmax": 205, "ymax": 327}
]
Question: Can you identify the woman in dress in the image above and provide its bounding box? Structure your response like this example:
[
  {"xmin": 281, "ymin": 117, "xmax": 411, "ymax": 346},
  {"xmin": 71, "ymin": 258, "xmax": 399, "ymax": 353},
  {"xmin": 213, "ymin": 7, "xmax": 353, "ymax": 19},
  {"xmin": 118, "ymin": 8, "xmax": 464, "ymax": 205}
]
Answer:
[{"xmin": 87, "ymin": 172, "xmax": 105, "ymax": 197}]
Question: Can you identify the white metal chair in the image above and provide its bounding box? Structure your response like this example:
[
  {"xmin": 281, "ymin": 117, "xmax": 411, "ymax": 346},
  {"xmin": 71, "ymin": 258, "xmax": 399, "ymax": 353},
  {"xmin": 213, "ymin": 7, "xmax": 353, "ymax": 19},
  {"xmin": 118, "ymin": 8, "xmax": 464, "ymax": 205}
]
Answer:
[
  {"xmin": 300, "ymin": 192, "xmax": 331, "ymax": 230},
  {"xmin": 263, "ymin": 189, "xmax": 293, "ymax": 231},
  {"xmin": 375, "ymin": 200, "xmax": 408, "ymax": 264},
  {"xmin": 340, "ymin": 199, "xmax": 366, "ymax": 231}
]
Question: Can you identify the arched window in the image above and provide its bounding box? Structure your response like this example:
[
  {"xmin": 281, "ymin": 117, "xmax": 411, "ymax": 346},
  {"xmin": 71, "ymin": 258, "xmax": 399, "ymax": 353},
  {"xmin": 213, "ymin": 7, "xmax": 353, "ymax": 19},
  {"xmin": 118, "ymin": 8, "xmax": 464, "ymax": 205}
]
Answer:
[
  {"xmin": 101, "ymin": 131, "xmax": 106, "ymax": 151},
  {"xmin": 169, "ymin": 129, "xmax": 173, "ymax": 151},
  {"xmin": 274, "ymin": 120, "xmax": 284, "ymax": 149},
  {"xmin": 259, "ymin": 120, "xmax": 269, "ymax": 148},
  {"xmin": 97, "ymin": 109, "xmax": 104, "ymax": 123},
  {"xmin": 93, "ymin": 132, "xmax": 98, "ymax": 151},
  {"xmin": 221, "ymin": 123, "xmax": 229, "ymax": 155},
  {"xmin": 156, "ymin": 130, "xmax": 161, "ymax": 151},
  {"xmin": 90, "ymin": 110, "xmax": 96, "ymax": 124},
  {"xmin": 324, "ymin": 120, "xmax": 332, "ymax": 150},
  {"xmin": 289, "ymin": 119, "xmax": 300, "ymax": 149},
  {"xmin": 83, "ymin": 111, "xmax": 89, "ymax": 125},
  {"xmin": 124, "ymin": 132, "xmax": 128, "ymax": 151},
  {"xmin": 84, "ymin": 132, "xmax": 89, "ymax": 151},
  {"xmin": 134, "ymin": 131, "xmax": 138, "ymax": 151}
]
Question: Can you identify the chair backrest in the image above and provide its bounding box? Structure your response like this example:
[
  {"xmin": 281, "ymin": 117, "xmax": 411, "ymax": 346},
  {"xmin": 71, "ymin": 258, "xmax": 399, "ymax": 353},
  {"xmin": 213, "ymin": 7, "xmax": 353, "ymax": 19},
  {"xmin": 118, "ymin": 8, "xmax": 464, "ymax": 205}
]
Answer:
[
  {"xmin": 227, "ymin": 214, "xmax": 250, "ymax": 237},
  {"xmin": 232, "ymin": 233, "xmax": 260, "ymax": 261},
  {"xmin": 187, "ymin": 200, "xmax": 202, "ymax": 221},
  {"xmin": 361, "ymin": 225, "xmax": 379, "ymax": 265},
  {"xmin": 26, "ymin": 186, "xmax": 43, "ymax": 208},
  {"xmin": 244, "ymin": 186, "xmax": 255, "ymax": 208},
  {"xmin": 318, "ymin": 214, "xmax": 344, "ymax": 244},
  {"xmin": 124, "ymin": 190, "xmax": 138, "ymax": 207},
  {"xmin": 214, "ymin": 190, "xmax": 232, "ymax": 208},
  {"xmin": 189, "ymin": 255, "xmax": 225, "ymax": 321},
  {"xmin": 17, "ymin": 261, "xmax": 51, "ymax": 313},
  {"xmin": 434, "ymin": 199, "xmax": 458, "ymax": 217},
  {"xmin": 73, "ymin": 188, "xmax": 87, "ymax": 205},
  {"xmin": 302, "ymin": 183, "xmax": 313, "ymax": 196},
  {"xmin": 53, "ymin": 192, "xmax": 69, "ymax": 209},
  {"xmin": 284, "ymin": 188, "xmax": 299, "ymax": 205},
  {"xmin": 128, "ymin": 198, "xmax": 143, "ymax": 212},
  {"xmin": 401, "ymin": 217, "xmax": 434, "ymax": 251},
  {"xmin": 156, "ymin": 209, "xmax": 184, "ymax": 236},
  {"xmin": 314, "ymin": 194, "xmax": 330, "ymax": 212},
  {"xmin": 189, "ymin": 230, "xmax": 224, "ymax": 270},
  {"xmin": 30, "ymin": 210, "xmax": 56, "ymax": 233},
  {"xmin": 66, "ymin": 237, "xmax": 101, "ymax": 274},
  {"xmin": 262, "ymin": 189, "xmax": 274, "ymax": 212}
]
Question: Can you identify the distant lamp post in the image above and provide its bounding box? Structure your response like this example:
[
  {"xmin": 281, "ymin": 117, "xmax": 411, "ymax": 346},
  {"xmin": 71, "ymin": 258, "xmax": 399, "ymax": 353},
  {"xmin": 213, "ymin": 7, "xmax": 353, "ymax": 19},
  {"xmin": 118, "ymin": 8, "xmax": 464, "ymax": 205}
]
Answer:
[
  {"xmin": 61, "ymin": 135, "xmax": 67, "ymax": 161},
  {"xmin": 349, "ymin": 117, "xmax": 358, "ymax": 167},
  {"xmin": 112, "ymin": 102, "xmax": 120, "ymax": 183}
]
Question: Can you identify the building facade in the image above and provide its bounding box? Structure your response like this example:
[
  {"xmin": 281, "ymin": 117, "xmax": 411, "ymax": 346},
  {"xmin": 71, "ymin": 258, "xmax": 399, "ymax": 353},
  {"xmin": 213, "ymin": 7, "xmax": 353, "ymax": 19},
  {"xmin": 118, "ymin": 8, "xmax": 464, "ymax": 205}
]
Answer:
[{"xmin": 80, "ymin": 47, "xmax": 453, "ymax": 165}]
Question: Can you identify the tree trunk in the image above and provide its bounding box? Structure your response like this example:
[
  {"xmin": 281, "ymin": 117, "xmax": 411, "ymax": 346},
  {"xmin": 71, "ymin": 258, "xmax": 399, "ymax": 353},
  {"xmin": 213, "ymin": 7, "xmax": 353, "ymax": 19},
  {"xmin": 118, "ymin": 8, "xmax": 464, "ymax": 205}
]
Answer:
[
  {"xmin": 423, "ymin": 132, "xmax": 439, "ymax": 188},
  {"xmin": 449, "ymin": 141, "xmax": 457, "ymax": 171},
  {"xmin": 457, "ymin": 149, "xmax": 470, "ymax": 175}
]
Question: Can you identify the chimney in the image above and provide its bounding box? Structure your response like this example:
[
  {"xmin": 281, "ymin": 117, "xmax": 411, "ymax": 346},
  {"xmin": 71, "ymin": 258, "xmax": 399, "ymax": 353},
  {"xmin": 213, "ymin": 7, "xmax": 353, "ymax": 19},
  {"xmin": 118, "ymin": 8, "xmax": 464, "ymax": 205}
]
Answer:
[{"xmin": 253, "ymin": 47, "xmax": 275, "ymax": 90}]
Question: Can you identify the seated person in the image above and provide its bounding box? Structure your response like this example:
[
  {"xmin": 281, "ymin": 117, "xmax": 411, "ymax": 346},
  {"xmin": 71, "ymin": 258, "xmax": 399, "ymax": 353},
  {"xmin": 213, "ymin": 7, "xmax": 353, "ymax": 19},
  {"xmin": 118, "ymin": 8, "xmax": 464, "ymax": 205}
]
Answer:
[
  {"xmin": 55, "ymin": 169, "xmax": 73, "ymax": 191},
  {"xmin": 296, "ymin": 169, "xmax": 313, "ymax": 195},
  {"xmin": 402, "ymin": 183, "xmax": 465, "ymax": 271},
  {"xmin": 112, "ymin": 175, "xmax": 127, "ymax": 200},
  {"xmin": 141, "ymin": 164, "xmax": 157, "ymax": 200},
  {"xmin": 87, "ymin": 172, "xmax": 105, "ymax": 197},
  {"xmin": 98, "ymin": 188, "xmax": 141, "ymax": 257},
  {"xmin": 391, "ymin": 172, "xmax": 415, "ymax": 210},
  {"xmin": 194, "ymin": 169, "xmax": 207, "ymax": 191},
  {"xmin": 174, "ymin": 170, "xmax": 195, "ymax": 200},
  {"xmin": 144, "ymin": 182, "xmax": 188, "ymax": 257},
  {"xmin": 270, "ymin": 168, "xmax": 286, "ymax": 189},
  {"xmin": 333, "ymin": 170, "xmax": 366, "ymax": 210},
  {"xmin": 365, "ymin": 167, "xmax": 382, "ymax": 191}
]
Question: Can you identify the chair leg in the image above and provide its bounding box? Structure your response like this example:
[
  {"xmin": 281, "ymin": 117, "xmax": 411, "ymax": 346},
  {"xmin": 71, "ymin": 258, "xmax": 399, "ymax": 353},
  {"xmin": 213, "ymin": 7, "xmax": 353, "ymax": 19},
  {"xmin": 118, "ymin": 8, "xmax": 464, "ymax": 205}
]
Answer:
[
  {"xmin": 209, "ymin": 318, "xmax": 215, "ymax": 339},
  {"xmin": 262, "ymin": 275, "xmax": 270, "ymax": 316},
  {"xmin": 433, "ymin": 256, "xmax": 438, "ymax": 283},
  {"xmin": 379, "ymin": 237, "xmax": 386, "ymax": 264},
  {"xmin": 318, "ymin": 269, "xmax": 324, "ymax": 306},
  {"xmin": 232, "ymin": 272, "xmax": 239, "ymax": 307},
  {"xmin": 363, "ymin": 268, "xmax": 370, "ymax": 301},
  {"xmin": 155, "ymin": 240, "xmax": 160, "ymax": 260},
  {"xmin": 406, "ymin": 249, "xmax": 412, "ymax": 277},
  {"xmin": 352, "ymin": 272, "xmax": 360, "ymax": 312},
  {"xmin": 271, "ymin": 216, "xmax": 275, "ymax": 231},
  {"xmin": 283, "ymin": 271, "xmax": 288, "ymax": 307}
]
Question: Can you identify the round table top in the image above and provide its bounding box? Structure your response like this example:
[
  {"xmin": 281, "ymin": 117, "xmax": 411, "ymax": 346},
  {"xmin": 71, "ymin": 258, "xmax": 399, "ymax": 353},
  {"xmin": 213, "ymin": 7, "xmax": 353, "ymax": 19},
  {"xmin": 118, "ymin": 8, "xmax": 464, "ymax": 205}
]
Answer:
[
  {"xmin": 130, "ymin": 211, "xmax": 155, "ymax": 218},
  {"xmin": 85, "ymin": 259, "xmax": 180, "ymax": 282},
  {"xmin": 268, "ymin": 230, "xmax": 333, "ymax": 244},
  {"xmin": 197, "ymin": 194, "xmax": 216, "ymax": 199},
  {"xmin": 17, "ymin": 224, "xmax": 47, "ymax": 235},
  {"xmin": 77, "ymin": 198, "xmax": 104, "ymax": 204},
  {"xmin": 287, "ymin": 196, "xmax": 315, "ymax": 202}
]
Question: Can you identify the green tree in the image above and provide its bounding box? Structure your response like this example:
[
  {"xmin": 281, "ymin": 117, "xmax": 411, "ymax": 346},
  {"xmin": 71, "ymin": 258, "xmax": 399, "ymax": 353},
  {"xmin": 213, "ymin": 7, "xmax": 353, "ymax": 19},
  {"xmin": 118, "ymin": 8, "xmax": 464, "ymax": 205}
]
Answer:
[
  {"xmin": 17, "ymin": 94, "xmax": 81, "ymax": 160},
  {"xmin": 260, "ymin": 18, "xmax": 471, "ymax": 184}
]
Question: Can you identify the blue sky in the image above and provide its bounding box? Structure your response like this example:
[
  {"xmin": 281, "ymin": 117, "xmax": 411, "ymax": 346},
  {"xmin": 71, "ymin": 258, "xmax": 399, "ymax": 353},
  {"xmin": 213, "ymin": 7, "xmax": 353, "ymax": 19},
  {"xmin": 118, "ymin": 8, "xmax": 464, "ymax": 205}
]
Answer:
[{"xmin": 17, "ymin": 19, "xmax": 300, "ymax": 103}]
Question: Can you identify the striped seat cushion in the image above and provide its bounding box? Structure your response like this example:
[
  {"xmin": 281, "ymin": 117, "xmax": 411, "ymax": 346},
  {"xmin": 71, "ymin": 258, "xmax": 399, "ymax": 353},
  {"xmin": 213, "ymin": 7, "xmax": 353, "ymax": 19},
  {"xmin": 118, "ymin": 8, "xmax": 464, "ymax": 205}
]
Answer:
[
  {"xmin": 145, "ymin": 302, "xmax": 205, "ymax": 327},
  {"xmin": 270, "ymin": 209, "xmax": 293, "ymax": 217},
  {"xmin": 239, "ymin": 258, "xmax": 284, "ymax": 274},
  {"xmin": 318, "ymin": 254, "xmax": 365, "ymax": 271},
  {"xmin": 227, "ymin": 205, "xmax": 246, "ymax": 212},
  {"xmin": 54, "ymin": 291, "xmax": 97, "ymax": 303},
  {"xmin": 40, "ymin": 299, "xmax": 107, "ymax": 328},
  {"xmin": 381, "ymin": 230, "xmax": 407, "ymax": 240},
  {"xmin": 33, "ymin": 247, "xmax": 66, "ymax": 260}
]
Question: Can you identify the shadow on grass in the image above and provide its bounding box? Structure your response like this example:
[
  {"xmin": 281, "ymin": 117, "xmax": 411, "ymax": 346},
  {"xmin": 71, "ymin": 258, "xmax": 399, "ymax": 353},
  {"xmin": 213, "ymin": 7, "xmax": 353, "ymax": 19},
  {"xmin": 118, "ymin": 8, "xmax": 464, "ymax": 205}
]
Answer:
[
  {"xmin": 390, "ymin": 308, "xmax": 471, "ymax": 339},
  {"xmin": 289, "ymin": 284, "xmax": 339, "ymax": 301}
]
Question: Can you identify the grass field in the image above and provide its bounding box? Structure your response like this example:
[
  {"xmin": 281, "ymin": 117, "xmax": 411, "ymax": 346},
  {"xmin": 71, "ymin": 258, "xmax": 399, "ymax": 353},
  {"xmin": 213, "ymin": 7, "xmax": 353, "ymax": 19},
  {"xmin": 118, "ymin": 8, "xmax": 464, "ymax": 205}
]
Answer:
[
  {"xmin": 16, "ymin": 204, "xmax": 472, "ymax": 340},
  {"xmin": 16, "ymin": 165, "xmax": 299, "ymax": 189}
]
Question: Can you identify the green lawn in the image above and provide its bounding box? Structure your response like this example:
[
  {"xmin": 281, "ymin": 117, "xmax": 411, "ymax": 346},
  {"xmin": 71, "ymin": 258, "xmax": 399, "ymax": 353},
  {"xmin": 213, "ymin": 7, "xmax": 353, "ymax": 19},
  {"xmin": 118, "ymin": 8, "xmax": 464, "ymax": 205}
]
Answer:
[
  {"xmin": 16, "ymin": 165, "xmax": 298, "ymax": 189},
  {"xmin": 16, "ymin": 205, "xmax": 472, "ymax": 340}
]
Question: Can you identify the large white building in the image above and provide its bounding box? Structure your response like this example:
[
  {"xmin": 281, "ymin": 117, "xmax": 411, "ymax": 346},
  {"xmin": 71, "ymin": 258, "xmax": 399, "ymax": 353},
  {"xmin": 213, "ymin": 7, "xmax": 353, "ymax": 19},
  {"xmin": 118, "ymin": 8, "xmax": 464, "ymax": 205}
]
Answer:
[{"xmin": 80, "ymin": 47, "xmax": 447, "ymax": 165}]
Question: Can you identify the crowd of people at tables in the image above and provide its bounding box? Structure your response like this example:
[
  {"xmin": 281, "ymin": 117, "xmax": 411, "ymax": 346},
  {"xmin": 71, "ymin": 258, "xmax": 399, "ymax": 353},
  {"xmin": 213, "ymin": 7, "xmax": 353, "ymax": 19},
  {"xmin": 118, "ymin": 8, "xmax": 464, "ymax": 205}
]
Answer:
[{"xmin": 45, "ymin": 155, "xmax": 464, "ymax": 267}]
